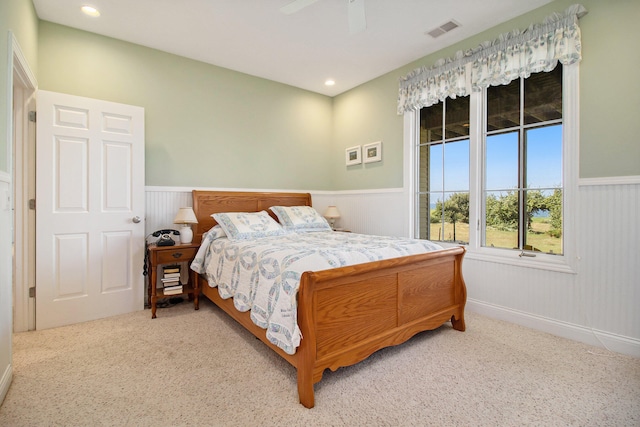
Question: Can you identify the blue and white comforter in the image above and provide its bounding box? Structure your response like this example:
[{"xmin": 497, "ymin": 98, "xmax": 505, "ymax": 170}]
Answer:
[{"xmin": 191, "ymin": 227, "xmax": 443, "ymax": 354}]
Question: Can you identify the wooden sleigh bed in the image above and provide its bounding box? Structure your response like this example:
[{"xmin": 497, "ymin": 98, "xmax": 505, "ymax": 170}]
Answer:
[{"xmin": 191, "ymin": 190, "xmax": 467, "ymax": 408}]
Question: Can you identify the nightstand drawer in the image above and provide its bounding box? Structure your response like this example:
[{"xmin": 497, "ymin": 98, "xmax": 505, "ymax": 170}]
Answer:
[{"xmin": 155, "ymin": 247, "xmax": 197, "ymax": 263}]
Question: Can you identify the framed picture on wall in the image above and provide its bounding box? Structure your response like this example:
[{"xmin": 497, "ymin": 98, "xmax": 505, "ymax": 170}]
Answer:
[
  {"xmin": 345, "ymin": 146, "xmax": 362, "ymax": 166},
  {"xmin": 363, "ymin": 141, "xmax": 382, "ymax": 163}
]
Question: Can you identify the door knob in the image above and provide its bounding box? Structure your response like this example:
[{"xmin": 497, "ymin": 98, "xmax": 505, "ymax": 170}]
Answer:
[{"xmin": 132, "ymin": 216, "xmax": 142, "ymax": 223}]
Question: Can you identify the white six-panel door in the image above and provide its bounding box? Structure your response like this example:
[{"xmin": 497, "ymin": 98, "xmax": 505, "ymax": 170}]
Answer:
[{"xmin": 36, "ymin": 91, "xmax": 145, "ymax": 329}]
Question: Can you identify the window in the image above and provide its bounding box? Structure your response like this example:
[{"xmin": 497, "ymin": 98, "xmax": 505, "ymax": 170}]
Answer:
[
  {"xmin": 414, "ymin": 65, "xmax": 574, "ymax": 267},
  {"xmin": 402, "ymin": 4, "xmax": 583, "ymax": 271},
  {"xmin": 418, "ymin": 96, "xmax": 470, "ymax": 244},
  {"xmin": 483, "ymin": 66, "xmax": 563, "ymax": 255}
]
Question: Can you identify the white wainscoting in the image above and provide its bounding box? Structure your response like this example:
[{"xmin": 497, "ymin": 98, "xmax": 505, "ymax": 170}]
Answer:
[
  {"xmin": 145, "ymin": 187, "xmax": 194, "ymax": 237},
  {"xmin": 145, "ymin": 183, "xmax": 640, "ymax": 356},
  {"xmin": 467, "ymin": 182, "xmax": 639, "ymax": 356},
  {"xmin": 0, "ymin": 176, "xmax": 13, "ymax": 406},
  {"xmin": 311, "ymin": 189, "xmax": 409, "ymax": 237},
  {"xmin": 145, "ymin": 187, "xmax": 407, "ymax": 238}
]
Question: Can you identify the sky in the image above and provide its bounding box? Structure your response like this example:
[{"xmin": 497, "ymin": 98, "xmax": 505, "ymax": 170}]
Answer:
[{"xmin": 429, "ymin": 124, "xmax": 562, "ymax": 195}]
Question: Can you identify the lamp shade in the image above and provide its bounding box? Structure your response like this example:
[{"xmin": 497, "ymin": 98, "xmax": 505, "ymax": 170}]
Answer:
[
  {"xmin": 323, "ymin": 206, "xmax": 341, "ymax": 219},
  {"xmin": 173, "ymin": 207, "xmax": 198, "ymax": 224}
]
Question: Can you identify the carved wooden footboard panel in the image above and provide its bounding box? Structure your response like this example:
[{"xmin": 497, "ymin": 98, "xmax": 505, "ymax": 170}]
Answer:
[
  {"xmin": 192, "ymin": 190, "xmax": 466, "ymax": 408},
  {"xmin": 296, "ymin": 246, "xmax": 466, "ymax": 408}
]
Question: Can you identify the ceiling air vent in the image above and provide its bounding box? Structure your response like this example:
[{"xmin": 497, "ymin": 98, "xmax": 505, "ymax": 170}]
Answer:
[{"xmin": 426, "ymin": 20, "xmax": 460, "ymax": 38}]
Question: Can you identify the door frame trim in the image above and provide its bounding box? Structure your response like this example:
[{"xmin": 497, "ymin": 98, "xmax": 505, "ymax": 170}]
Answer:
[{"xmin": 9, "ymin": 31, "xmax": 37, "ymax": 332}]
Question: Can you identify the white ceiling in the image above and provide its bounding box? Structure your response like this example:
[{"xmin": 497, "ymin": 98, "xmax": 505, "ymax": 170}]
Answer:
[{"xmin": 32, "ymin": 0, "xmax": 554, "ymax": 97}]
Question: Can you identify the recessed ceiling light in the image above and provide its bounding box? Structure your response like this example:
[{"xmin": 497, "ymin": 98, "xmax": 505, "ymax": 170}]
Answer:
[
  {"xmin": 81, "ymin": 5, "xmax": 101, "ymax": 17},
  {"xmin": 325, "ymin": 79, "xmax": 335, "ymax": 86}
]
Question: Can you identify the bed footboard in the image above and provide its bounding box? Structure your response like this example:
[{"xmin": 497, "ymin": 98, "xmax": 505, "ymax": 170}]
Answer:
[
  {"xmin": 296, "ymin": 246, "xmax": 466, "ymax": 408},
  {"xmin": 199, "ymin": 246, "xmax": 466, "ymax": 408}
]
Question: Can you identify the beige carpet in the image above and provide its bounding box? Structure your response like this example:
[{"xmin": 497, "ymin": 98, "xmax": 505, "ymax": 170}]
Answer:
[{"xmin": 1, "ymin": 298, "xmax": 638, "ymax": 427}]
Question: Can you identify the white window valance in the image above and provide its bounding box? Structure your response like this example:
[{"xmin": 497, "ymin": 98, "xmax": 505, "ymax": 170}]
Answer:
[{"xmin": 397, "ymin": 4, "xmax": 587, "ymax": 115}]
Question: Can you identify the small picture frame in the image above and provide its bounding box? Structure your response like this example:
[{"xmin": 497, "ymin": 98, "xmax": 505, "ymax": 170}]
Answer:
[
  {"xmin": 363, "ymin": 141, "xmax": 382, "ymax": 163},
  {"xmin": 345, "ymin": 145, "xmax": 362, "ymax": 166}
]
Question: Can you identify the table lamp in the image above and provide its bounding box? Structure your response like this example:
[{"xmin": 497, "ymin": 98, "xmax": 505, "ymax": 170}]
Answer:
[
  {"xmin": 323, "ymin": 206, "xmax": 341, "ymax": 230},
  {"xmin": 173, "ymin": 207, "xmax": 198, "ymax": 244}
]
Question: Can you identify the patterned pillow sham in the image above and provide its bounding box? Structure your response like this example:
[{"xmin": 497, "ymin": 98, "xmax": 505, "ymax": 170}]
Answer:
[
  {"xmin": 270, "ymin": 205, "xmax": 332, "ymax": 232},
  {"xmin": 212, "ymin": 211, "xmax": 287, "ymax": 241}
]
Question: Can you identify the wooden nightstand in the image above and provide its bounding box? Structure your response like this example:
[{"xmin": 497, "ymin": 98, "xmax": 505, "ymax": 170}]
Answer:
[{"xmin": 147, "ymin": 242, "xmax": 200, "ymax": 318}]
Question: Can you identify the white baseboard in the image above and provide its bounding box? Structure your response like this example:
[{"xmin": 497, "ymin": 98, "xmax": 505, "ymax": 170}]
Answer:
[
  {"xmin": 0, "ymin": 363, "xmax": 12, "ymax": 406},
  {"xmin": 467, "ymin": 299, "xmax": 640, "ymax": 358}
]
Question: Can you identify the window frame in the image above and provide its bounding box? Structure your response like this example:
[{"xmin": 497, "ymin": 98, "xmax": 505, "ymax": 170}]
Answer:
[{"xmin": 404, "ymin": 63, "xmax": 579, "ymax": 273}]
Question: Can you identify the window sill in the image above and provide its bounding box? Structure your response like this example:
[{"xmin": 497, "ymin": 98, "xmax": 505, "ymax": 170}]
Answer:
[{"xmin": 438, "ymin": 242, "xmax": 577, "ymax": 274}]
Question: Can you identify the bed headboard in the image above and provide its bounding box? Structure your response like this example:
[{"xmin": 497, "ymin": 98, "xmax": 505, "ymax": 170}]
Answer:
[{"xmin": 191, "ymin": 190, "xmax": 312, "ymax": 244}]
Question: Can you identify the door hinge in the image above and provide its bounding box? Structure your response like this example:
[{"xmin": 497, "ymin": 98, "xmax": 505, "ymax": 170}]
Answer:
[
  {"xmin": 29, "ymin": 287, "xmax": 36, "ymax": 298},
  {"xmin": 29, "ymin": 111, "xmax": 36, "ymax": 122},
  {"xmin": 28, "ymin": 198, "xmax": 36, "ymax": 210}
]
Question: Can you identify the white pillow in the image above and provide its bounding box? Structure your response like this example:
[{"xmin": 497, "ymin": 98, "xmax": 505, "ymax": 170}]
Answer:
[
  {"xmin": 212, "ymin": 211, "xmax": 287, "ymax": 241},
  {"xmin": 270, "ymin": 206, "xmax": 332, "ymax": 232}
]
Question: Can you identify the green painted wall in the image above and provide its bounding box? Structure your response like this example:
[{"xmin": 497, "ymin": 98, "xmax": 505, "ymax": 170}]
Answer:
[
  {"xmin": 332, "ymin": 71, "xmax": 403, "ymax": 189},
  {"xmin": 0, "ymin": 0, "xmax": 38, "ymax": 173},
  {"xmin": 38, "ymin": 22, "xmax": 334, "ymax": 190},
  {"xmin": 21, "ymin": 0, "xmax": 640, "ymax": 190},
  {"xmin": 332, "ymin": 0, "xmax": 640, "ymax": 189},
  {"xmin": 577, "ymin": 0, "xmax": 639, "ymax": 178}
]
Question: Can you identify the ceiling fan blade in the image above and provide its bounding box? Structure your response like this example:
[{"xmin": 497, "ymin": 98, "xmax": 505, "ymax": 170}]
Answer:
[
  {"xmin": 348, "ymin": 0, "xmax": 366, "ymax": 34},
  {"xmin": 280, "ymin": 0, "xmax": 320, "ymax": 15}
]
